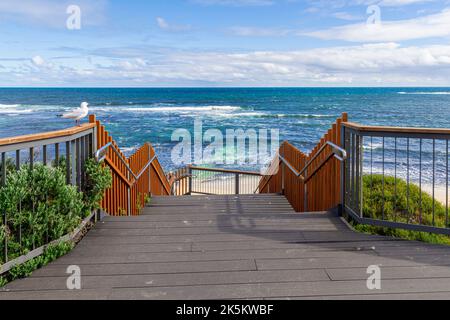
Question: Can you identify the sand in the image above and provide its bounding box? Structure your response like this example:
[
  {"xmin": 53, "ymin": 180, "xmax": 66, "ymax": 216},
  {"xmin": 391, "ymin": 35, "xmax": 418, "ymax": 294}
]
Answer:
[
  {"xmin": 190, "ymin": 174, "xmax": 261, "ymax": 195},
  {"xmin": 422, "ymin": 184, "xmax": 449, "ymax": 206},
  {"xmin": 187, "ymin": 173, "xmax": 450, "ymax": 207}
]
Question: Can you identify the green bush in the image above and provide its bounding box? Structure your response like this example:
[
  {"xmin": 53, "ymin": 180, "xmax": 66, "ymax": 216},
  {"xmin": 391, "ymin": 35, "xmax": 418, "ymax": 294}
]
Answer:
[
  {"xmin": 82, "ymin": 158, "xmax": 112, "ymax": 212},
  {"xmin": 4, "ymin": 241, "xmax": 74, "ymax": 285},
  {"xmin": 352, "ymin": 174, "xmax": 450, "ymax": 245},
  {"xmin": 0, "ymin": 164, "xmax": 84, "ymax": 262},
  {"xmin": 0, "ymin": 158, "xmax": 111, "ymax": 285},
  {"xmin": 0, "ymin": 158, "xmax": 16, "ymax": 173}
]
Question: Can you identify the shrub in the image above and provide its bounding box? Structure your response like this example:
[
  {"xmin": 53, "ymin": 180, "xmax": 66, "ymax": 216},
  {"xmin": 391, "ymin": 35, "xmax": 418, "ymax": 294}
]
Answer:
[
  {"xmin": 352, "ymin": 174, "xmax": 450, "ymax": 245},
  {"xmin": 82, "ymin": 158, "xmax": 112, "ymax": 212},
  {"xmin": 5, "ymin": 241, "xmax": 74, "ymax": 284},
  {"xmin": 0, "ymin": 164, "xmax": 84, "ymax": 262},
  {"xmin": 0, "ymin": 157, "xmax": 111, "ymax": 285}
]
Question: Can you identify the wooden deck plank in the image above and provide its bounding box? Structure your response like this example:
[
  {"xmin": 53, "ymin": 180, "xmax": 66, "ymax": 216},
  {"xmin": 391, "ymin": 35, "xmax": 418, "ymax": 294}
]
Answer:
[
  {"xmin": 105, "ymin": 278, "xmax": 450, "ymax": 300},
  {"xmin": 256, "ymin": 255, "xmax": 450, "ymax": 270},
  {"xmin": 72, "ymin": 239, "xmax": 417, "ymax": 255},
  {"xmin": 2, "ymin": 269, "xmax": 330, "ymax": 291},
  {"xmin": 326, "ymin": 265, "xmax": 450, "ymax": 281},
  {"xmin": 28, "ymin": 259, "xmax": 257, "ymax": 277},
  {"xmin": 1, "ymin": 194, "xmax": 450, "ymax": 300},
  {"xmin": 50, "ymin": 248, "xmax": 380, "ymax": 265}
]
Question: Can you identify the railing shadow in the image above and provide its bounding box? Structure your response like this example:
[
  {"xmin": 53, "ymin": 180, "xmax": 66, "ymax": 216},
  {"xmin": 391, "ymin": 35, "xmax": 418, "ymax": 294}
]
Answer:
[{"xmin": 213, "ymin": 196, "xmax": 450, "ymax": 270}]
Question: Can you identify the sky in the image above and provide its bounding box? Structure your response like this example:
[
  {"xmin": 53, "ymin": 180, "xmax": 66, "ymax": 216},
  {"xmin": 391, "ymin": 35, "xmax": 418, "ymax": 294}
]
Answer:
[{"xmin": 1, "ymin": 0, "xmax": 450, "ymax": 87}]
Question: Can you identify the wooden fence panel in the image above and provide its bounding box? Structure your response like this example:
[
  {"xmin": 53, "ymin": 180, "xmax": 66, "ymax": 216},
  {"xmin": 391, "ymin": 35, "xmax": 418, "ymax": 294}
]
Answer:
[
  {"xmin": 260, "ymin": 113, "xmax": 348, "ymax": 213},
  {"xmin": 89, "ymin": 115, "xmax": 171, "ymax": 216}
]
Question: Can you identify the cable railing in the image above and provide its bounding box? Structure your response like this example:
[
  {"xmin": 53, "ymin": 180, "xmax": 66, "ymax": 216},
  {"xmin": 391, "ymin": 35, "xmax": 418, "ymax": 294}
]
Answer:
[
  {"xmin": 170, "ymin": 165, "xmax": 262, "ymax": 196},
  {"xmin": 342, "ymin": 122, "xmax": 450, "ymax": 236},
  {"xmin": 0, "ymin": 123, "xmax": 96, "ymax": 189},
  {"xmin": 0, "ymin": 123, "xmax": 96, "ymax": 269}
]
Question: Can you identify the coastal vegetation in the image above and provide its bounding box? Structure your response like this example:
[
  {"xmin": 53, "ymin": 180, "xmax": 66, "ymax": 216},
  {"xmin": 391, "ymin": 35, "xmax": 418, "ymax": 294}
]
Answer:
[
  {"xmin": 350, "ymin": 175, "xmax": 450, "ymax": 245},
  {"xmin": 0, "ymin": 159, "xmax": 111, "ymax": 285}
]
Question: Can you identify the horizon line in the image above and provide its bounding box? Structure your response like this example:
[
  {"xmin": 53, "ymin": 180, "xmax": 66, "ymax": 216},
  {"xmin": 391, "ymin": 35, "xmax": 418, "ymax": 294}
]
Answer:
[{"xmin": 1, "ymin": 85, "xmax": 450, "ymax": 89}]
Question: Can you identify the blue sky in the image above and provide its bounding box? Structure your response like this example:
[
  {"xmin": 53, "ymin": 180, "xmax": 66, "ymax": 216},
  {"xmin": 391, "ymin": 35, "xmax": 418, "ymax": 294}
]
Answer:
[{"xmin": 1, "ymin": 0, "xmax": 450, "ymax": 86}]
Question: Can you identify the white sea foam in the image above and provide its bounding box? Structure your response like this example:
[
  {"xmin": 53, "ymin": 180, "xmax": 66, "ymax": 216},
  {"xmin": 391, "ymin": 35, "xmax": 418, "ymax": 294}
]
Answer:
[
  {"xmin": 217, "ymin": 111, "xmax": 267, "ymax": 118},
  {"xmin": 120, "ymin": 147, "xmax": 137, "ymax": 155},
  {"xmin": 91, "ymin": 105, "xmax": 242, "ymax": 113},
  {"xmin": 0, "ymin": 104, "xmax": 65, "ymax": 114},
  {"xmin": 0, "ymin": 104, "xmax": 33, "ymax": 114},
  {"xmin": 398, "ymin": 91, "xmax": 450, "ymax": 95},
  {"xmin": 364, "ymin": 142, "xmax": 383, "ymax": 151}
]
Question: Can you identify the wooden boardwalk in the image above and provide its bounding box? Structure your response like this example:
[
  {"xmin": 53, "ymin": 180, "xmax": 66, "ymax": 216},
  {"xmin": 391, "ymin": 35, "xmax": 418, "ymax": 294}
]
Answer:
[{"xmin": 2, "ymin": 194, "xmax": 450, "ymax": 300}]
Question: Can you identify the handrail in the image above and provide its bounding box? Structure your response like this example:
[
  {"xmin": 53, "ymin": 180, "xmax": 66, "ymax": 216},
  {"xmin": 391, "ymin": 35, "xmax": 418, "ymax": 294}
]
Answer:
[
  {"xmin": 343, "ymin": 122, "xmax": 450, "ymax": 134},
  {"xmin": 284, "ymin": 141, "xmax": 346, "ymax": 179},
  {"xmin": 170, "ymin": 165, "xmax": 262, "ymax": 195},
  {"xmin": 258, "ymin": 141, "xmax": 347, "ymax": 193},
  {"xmin": 90, "ymin": 114, "xmax": 172, "ymax": 216},
  {"xmin": 189, "ymin": 165, "xmax": 262, "ymax": 176},
  {"xmin": 95, "ymin": 142, "xmax": 157, "ymax": 185},
  {"xmin": 0, "ymin": 123, "xmax": 96, "ymax": 147},
  {"xmin": 169, "ymin": 173, "xmax": 193, "ymax": 195}
]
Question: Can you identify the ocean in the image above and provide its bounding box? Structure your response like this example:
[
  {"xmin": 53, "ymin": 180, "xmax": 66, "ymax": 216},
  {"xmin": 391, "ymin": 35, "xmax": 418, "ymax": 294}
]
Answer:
[{"xmin": 1, "ymin": 87, "xmax": 450, "ymax": 185}]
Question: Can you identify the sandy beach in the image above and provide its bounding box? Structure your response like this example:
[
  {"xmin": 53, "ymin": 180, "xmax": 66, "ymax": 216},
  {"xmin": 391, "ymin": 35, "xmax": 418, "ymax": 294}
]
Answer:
[
  {"xmin": 190, "ymin": 176, "xmax": 450, "ymax": 207},
  {"xmin": 422, "ymin": 184, "xmax": 449, "ymax": 206}
]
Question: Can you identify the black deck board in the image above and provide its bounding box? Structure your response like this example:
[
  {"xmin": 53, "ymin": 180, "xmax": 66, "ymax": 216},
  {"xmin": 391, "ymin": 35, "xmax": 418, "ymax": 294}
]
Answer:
[{"xmin": 1, "ymin": 194, "xmax": 450, "ymax": 300}]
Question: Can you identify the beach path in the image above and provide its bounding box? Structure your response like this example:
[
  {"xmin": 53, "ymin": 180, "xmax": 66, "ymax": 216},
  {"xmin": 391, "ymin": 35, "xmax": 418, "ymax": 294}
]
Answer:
[{"xmin": 2, "ymin": 194, "xmax": 450, "ymax": 300}]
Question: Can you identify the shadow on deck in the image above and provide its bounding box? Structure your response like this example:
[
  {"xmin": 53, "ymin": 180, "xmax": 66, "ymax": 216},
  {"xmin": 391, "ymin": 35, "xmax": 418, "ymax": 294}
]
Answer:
[{"xmin": 2, "ymin": 194, "xmax": 450, "ymax": 300}]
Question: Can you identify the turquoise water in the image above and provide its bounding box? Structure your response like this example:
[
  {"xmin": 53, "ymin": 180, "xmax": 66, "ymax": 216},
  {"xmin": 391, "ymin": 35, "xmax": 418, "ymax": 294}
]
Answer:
[{"xmin": 1, "ymin": 88, "xmax": 450, "ymax": 179}]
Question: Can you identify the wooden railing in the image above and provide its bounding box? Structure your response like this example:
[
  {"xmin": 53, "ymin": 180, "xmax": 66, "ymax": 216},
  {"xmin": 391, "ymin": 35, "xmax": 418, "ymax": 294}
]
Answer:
[
  {"xmin": 90, "ymin": 115, "xmax": 171, "ymax": 216},
  {"xmin": 259, "ymin": 113, "xmax": 348, "ymax": 212}
]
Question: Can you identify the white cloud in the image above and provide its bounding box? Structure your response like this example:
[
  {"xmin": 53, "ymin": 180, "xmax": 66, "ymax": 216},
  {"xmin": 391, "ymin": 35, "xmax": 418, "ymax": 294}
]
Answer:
[
  {"xmin": 192, "ymin": 0, "xmax": 274, "ymax": 6},
  {"xmin": 310, "ymin": 0, "xmax": 433, "ymax": 7},
  {"xmin": 304, "ymin": 8, "xmax": 450, "ymax": 42},
  {"xmin": 31, "ymin": 55, "xmax": 45, "ymax": 67},
  {"xmin": 156, "ymin": 17, "xmax": 169, "ymax": 29},
  {"xmin": 0, "ymin": 0, "xmax": 107, "ymax": 28},
  {"xmin": 5, "ymin": 42, "xmax": 450, "ymax": 86},
  {"xmin": 378, "ymin": 0, "xmax": 432, "ymax": 7},
  {"xmin": 229, "ymin": 26, "xmax": 291, "ymax": 36},
  {"xmin": 332, "ymin": 11, "xmax": 362, "ymax": 21},
  {"xmin": 156, "ymin": 17, "xmax": 192, "ymax": 32}
]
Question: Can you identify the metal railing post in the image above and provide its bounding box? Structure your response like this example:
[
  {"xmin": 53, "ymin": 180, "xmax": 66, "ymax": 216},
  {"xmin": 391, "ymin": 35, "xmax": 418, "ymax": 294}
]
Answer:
[
  {"xmin": 148, "ymin": 144, "xmax": 151, "ymax": 197},
  {"xmin": 340, "ymin": 125, "xmax": 346, "ymax": 217},
  {"xmin": 188, "ymin": 166, "xmax": 193, "ymax": 195},
  {"xmin": 127, "ymin": 186, "xmax": 131, "ymax": 216},
  {"xmin": 235, "ymin": 173, "xmax": 240, "ymax": 195},
  {"xmin": 281, "ymin": 149, "xmax": 285, "ymax": 195},
  {"xmin": 359, "ymin": 135, "xmax": 364, "ymax": 218},
  {"xmin": 2, "ymin": 152, "xmax": 7, "ymax": 263},
  {"xmin": 304, "ymin": 166, "xmax": 308, "ymax": 212},
  {"xmin": 66, "ymin": 141, "xmax": 71, "ymax": 185},
  {"xmin": 71, "ymin": 140, "xmax": 76, "ymax": 186}
]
